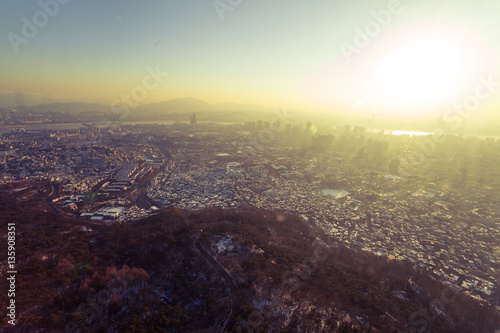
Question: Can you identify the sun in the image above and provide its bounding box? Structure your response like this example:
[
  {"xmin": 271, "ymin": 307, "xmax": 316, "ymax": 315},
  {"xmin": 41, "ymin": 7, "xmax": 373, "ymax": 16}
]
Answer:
[{"xmin": 374, "ymin": 37, "xmax": 463, "ymax": 109}]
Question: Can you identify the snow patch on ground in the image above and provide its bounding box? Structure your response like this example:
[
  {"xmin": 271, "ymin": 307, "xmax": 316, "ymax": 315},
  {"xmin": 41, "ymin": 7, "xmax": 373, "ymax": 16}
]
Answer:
[{"xmin": 214, "ymin": 236, "xmax": 236, "ymax": 254}]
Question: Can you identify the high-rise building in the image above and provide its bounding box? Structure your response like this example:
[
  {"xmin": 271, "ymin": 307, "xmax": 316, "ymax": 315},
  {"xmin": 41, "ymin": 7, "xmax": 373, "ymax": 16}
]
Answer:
[
  {"xmin": 344, "ymin": 125, "xmax": 352, "ymax": 136},
  {"xmin": 190, "ymin": 113, "xmax": 197, "ymax": 125},
  {"xmin": 316, "ymin": 134, "xmax": 334, "ymax": 151}
]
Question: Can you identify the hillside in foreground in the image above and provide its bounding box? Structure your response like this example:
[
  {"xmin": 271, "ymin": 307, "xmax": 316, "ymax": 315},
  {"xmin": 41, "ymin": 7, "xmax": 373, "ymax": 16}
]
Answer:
[{"xmin": 1, "ymin": 191, "xmax": 499, "ymax": 332}]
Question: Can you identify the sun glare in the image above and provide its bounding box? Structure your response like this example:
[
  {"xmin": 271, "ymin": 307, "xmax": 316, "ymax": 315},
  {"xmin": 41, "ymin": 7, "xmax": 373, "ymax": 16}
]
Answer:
[{"xmin": 375, "ymin": 37, "xmax": 463, "ymax": 108}]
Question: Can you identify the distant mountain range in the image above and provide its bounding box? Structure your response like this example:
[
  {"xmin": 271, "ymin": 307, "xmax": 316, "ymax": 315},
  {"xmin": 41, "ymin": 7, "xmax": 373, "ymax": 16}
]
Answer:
[
  {"xmin": 0, "ymin": 92, "xmax": 69, "ymax": 108},
  {"xmin": 0, "ymin": 95, "xmax": 276, "ymax": 121},
  {"xmin": 133, "ymin": 98, "xmax": 274, "ymax": 120}
]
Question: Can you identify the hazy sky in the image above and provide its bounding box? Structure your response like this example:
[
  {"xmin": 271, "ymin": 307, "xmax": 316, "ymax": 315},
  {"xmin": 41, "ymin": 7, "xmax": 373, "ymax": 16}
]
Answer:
[{"xmin": 1, "ymin": 0, "xmax": 500, "ymax": 118}]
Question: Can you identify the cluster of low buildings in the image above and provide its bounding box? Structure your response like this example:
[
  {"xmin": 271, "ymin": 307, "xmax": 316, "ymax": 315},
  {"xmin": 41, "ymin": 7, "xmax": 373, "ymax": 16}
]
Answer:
[{"xmin": 144, "ymin": 124, "xmax": 500, "ymax": 307}]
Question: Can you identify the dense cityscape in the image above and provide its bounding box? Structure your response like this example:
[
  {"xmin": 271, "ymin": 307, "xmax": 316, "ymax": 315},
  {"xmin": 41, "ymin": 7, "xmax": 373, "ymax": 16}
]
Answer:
[{"xmin": 2, "ymin": 115, "xmax": 499, "ymax": 313}]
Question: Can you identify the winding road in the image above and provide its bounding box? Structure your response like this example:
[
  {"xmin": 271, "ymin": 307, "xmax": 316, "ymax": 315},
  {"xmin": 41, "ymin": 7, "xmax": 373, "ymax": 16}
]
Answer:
[{"xmin": 194, "ymin": 234, "xmax": 239, "ymax": 332}]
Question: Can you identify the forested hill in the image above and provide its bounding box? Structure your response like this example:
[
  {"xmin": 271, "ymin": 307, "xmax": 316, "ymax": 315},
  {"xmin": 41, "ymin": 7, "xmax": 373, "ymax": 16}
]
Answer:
[{"xmin": 1, "ymin": 191, "xmax": 498, "ymax": 332}]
